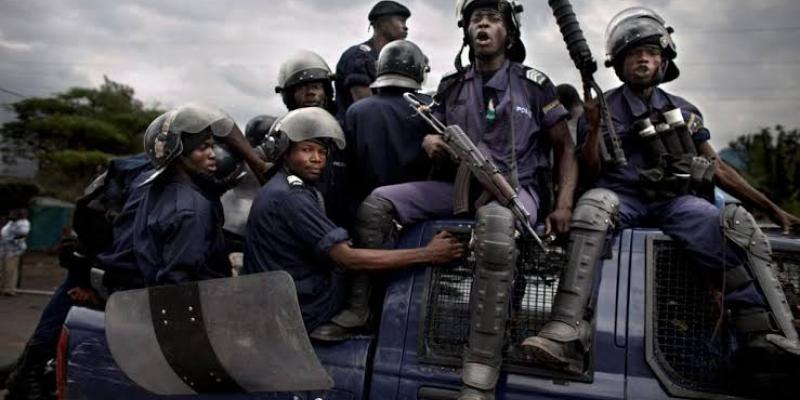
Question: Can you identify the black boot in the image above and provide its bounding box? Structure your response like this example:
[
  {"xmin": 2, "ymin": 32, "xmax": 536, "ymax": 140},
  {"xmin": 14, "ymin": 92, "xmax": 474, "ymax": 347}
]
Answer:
[
  {"xmin": 5, "ymin": 346, "xmax": 51, "ymax": 400},
  {"xmin": 309, "ymin": 275, "xmax": 373, "ymax": 342},
  {"xmin": 522, "ymin": 189, "xmax": 618, "ymax": 373}
]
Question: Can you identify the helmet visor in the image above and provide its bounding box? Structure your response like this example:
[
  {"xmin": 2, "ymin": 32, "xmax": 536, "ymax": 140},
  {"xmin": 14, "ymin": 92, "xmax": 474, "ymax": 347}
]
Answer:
[
  {"xmin": 172, "ymin": 102, "xmax": 235, "ymax": 137},
  {"xmin": 604, "ymin": 7, "xmax": 669, "ymax": 58}
]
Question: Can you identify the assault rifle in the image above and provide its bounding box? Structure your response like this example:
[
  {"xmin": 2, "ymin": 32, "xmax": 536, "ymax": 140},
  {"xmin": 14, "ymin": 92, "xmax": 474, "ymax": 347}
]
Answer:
[
  {"xmin": 547, "ymin": 0, "xmax": 627, "ymax": 167},
  {"xmin": 403, "ymin": 92, "xmax": 549, "ymax": 252}
]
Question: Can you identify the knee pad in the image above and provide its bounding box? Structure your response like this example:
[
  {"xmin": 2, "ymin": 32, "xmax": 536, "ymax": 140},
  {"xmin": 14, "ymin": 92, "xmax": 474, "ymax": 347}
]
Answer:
[
  {"xmin": 571, "ymin": 189, "xmax": 620, "ymax": 232},
  {"xmin": 720, "ymin": 204, "xmax": 772, "ymax": 261},
  {"xmin": 473, "ymin": 204, "xmax": 516, "ymax": 273},
  {"xmin": 721, "ymin": 204, "xmax": 800, "ymax": 344},
  {"xmin": 465, "ymin": 204, "xmax": 517, "ymax": 368},
  {"xmin": 354, "ymin": 194, "xmax": 397, "ymax": 249}
]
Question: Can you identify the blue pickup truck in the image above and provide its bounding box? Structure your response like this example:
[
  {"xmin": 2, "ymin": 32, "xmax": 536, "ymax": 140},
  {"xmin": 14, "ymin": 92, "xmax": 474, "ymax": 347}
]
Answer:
[{"xmin": 57, "ymin": 219, "xmax": 800, "ymax": 400}]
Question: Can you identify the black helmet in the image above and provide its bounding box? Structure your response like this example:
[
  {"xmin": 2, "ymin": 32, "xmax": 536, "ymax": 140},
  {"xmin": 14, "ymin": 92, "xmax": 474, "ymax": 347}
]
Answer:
[
  {"xmin": 141, "ymin": 102, "xmax": 239, "ymax": 186},
  {"xmin": 371, "ymin": 40, "xmax": 429, "ymax": 90},
  {"xmin": 604, "ymin": 7, "xmax": 679, "ymax": 84},
  {"xmin": 368, "ymin": 1, "xmax": 411, "ymax": 23},
  {"xmin": 244, "ymin": 115, "xmax": 278, "ymax": 147},
  {"xmin": 455, "ymin": 0, "xmax": 526, "ymax": 67},
  {"xmin": 275, "ymin": 51, "xmax": 335, "ymax": 111},
  {"xmin": 261, "ymin": 107, "xmax": 346, "ymax": 162},
  {"xmin": 210, "ymin": 141, "xmax": 245, "ymax": 190}
]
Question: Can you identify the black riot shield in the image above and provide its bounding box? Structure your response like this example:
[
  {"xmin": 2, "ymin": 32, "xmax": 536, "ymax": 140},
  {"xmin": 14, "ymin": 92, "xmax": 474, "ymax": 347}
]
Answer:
[{"xmin": 105, "ymin": 271, "xmax": 333, "ymax": 395}]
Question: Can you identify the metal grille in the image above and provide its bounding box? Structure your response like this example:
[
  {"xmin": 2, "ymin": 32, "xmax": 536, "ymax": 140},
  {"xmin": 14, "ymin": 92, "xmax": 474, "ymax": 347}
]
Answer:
[
  {"xmin": 420, "ymin": 233, "xmax": 567, "ymax": 367},
  {"xmin": 649, "ymin": 239, "xmax": 800, "ymax": 396},
  {"xmin": 774, "ymin": 252, "xmax": 800, "ymax": 320},
  {"xmin": 651, "ymin": 240, "xmax": 733, "ymax": 392}
]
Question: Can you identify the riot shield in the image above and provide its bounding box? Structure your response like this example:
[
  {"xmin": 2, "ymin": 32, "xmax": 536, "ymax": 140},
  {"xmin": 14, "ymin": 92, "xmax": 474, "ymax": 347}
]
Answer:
[{"xmin": 105, "ymin": 271, "xmax": 332, "ymax": 395}]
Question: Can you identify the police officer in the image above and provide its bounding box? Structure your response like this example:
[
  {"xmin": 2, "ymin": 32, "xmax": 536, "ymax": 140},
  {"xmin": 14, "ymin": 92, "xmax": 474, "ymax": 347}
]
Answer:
[
  {"xmin": 354, "ymin": 1, "xmax": 577, "ymax": 398},
  {"xmin": 4, "ymin": 104, "xmax": 249, "ymax": 399},
  {"xmin": 242, "ymin": 107, "xmax": 463, "ymax": 336},
  {"xmin": 523, "ymin": 7, "xmax": 800, "ymax": 377},
  {"xmin": 344, "ymin": 39, "xmax": 431, "ymax": 214},
  {"xmin": 273, "ymin": 50, "xmax": 352, "ymax": 230},
  {"xmin": 334, "ymin": 0, "xmax": 411, "ymax": 120},
  {"xmin": 98, "ymin": 103, "xmax": 245, "ymax": 288},
  {"xmin": 275, "ymin": 50, "xmax": 336, "ymax": 114},
  {"xmin": 310, "ymin": 39, "xmax": 433, "ymax": 342}
]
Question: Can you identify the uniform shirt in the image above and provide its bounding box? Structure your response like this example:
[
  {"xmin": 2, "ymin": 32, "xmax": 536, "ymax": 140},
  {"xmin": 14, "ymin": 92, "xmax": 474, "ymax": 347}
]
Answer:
[
  {"xmin": 243, "ymin": 169, "xmax": 350, "ymax": 331},
  {"xmin": 98, "ymin": 169, "xmax": 231, "ymax": 286},
  {"xmin": 344, "ymin": 90, "xmax": 431, "ymax": 211},
  {"xmin": 576, "ymin": 84, "xmax": 710, "ymax": 198},
  {"xmin": 434, "ymin": 60, "xmax": 569, "ymax": 193},
  {"xmin": 0, "ymin": 218, "xmax": 30, "ymax": 257},
  {"xmin": 335, "ymin": 39, "xmax": 379, "ymax": 120},
  {"xmin": 318, "ymin": 147, "xmax": 353, "ymax": 231}
]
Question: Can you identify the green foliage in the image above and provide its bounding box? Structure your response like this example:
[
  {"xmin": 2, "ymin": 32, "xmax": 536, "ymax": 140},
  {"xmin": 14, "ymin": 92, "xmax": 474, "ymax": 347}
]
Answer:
[
  {"xmin": 1, "ymin": 76, "xmax": 163, "ymax": 200},
  {"xmin": 728, "ymin": 125, "xmax": 800, "ymax": 215}
]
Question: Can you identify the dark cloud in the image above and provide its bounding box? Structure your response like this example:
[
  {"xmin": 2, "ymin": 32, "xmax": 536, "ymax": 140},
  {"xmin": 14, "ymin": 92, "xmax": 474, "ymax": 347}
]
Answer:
[{"xmin": 0, "ymin": 0, "xmax": 798, "ymax": 148}]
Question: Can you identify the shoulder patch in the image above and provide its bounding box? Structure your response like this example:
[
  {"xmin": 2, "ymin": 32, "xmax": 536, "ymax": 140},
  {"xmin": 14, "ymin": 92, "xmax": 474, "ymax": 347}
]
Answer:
[
  {"xmin": 358, "ymin": 44, "xmax": 372, "ymax": 53},
  {"xmin": 434, "ymin": 68, "xmax": 466, "ymax": 101},
  {"xmin": 286, "ymin": 175, "xmax": 304, "ymax": 188},
  {"xmin": 687, "ymin": 113, "xmax": 704, "ymax": 134},
  {"xmin": 523, "ymin": 67, "xmax": 551, "ymax": 86}
]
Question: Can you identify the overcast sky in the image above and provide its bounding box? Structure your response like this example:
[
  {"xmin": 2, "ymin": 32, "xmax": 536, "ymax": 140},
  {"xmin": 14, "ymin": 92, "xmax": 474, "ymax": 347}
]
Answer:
[{"xmin": 1, "ymin": 0, "xmax": 799, "ymax": 150}]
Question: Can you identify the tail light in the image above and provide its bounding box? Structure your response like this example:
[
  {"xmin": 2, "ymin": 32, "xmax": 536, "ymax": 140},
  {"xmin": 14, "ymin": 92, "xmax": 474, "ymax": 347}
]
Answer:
[{"xmin": 56, "ymin": 327, "xmax": 69, "ymax": 400}]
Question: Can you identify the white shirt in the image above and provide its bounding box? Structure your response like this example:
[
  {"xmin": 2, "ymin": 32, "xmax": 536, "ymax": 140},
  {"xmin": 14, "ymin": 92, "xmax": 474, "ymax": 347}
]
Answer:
[{"xmin": 1, "ymin": 219, "xmax": 30, "ymax": 257}]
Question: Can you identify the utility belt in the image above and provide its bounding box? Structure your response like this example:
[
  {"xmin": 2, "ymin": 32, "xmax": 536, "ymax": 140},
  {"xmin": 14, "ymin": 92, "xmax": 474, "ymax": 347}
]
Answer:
[{"xmin": 633, "ymin": 107, "xmax": 716, "ymax": 202}]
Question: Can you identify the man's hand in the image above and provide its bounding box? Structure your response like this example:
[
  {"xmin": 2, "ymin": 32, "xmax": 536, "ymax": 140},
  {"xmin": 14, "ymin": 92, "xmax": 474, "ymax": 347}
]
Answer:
[
  {"xmin": 425, "ymin": 231, "xmax": 465, "ymax": 264},
  {"xmin": 769, "ymin": 207, "xmax": 800, "ymax": 234},
  {"xmin": 583, "ymin": 82, "xmax": 601, "ymax": 135},
  {"xmin": 545, "ymin": 208, "xmax": 572, "ymax": 236},
  {"xmin": 422, "ymin": 134, "xmax": 453, "ymax": 161},
  {"xmin": 67, "ymin": 287, "xmax": 100, "ymax": 306}
]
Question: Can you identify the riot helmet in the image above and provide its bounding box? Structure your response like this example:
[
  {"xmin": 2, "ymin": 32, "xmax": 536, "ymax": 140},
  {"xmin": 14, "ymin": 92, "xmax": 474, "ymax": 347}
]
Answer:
[
  {"xmin": 275, "ymin": 50, "xmax": 335, "ymax": 111},
  {"xmin": 454, "ymin": 0, "xmax": 525, "ymax": 68},
  {"xmin": 244, "ymin": 114, "xmax": 278, "ymax": 148},
  {"xmin": 371, "ymin": 40, "xmax": 429, "ymax": 90},
  {"xmin": 604, "ymin": 7, "xmax": 679, "ymax": 84},
  {"xmin": 261, "ymin": 107, "xmax": 346, "ymax": 162},
  {"xmin": 141, "ymin": 102, "xmax": 241, "ymax": 186}
]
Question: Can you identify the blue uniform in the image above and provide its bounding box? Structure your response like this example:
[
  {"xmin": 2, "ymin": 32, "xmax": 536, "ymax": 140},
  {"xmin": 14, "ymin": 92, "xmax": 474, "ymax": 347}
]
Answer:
[
  {"xmin": 577, "ymin": 84, "xmax": 764, "ymax": 306},
  {"xmin": 577, "ymin": 84, "xmax": 710, "ymax": 199},
  {"xmin": 98, "ymin": 170, "xmax": 231, "ymax": 287},
  {"xmin": 344, "ymin": 90, "xmax": 431, "ymax": 212},
  {"xmin": 243, "ymin": 169, "xmax": 350, "ymax": 331},
  {"xmin": 28, "ymin": 165, "xmax": 152, "ymax": 355},
  {"xmin": 369, "ymin": 61, "xmax": 569, "ymax": 225},
  {"xmin": 335, "ymin": 39, "xmax": 379, "ymax": 121}
]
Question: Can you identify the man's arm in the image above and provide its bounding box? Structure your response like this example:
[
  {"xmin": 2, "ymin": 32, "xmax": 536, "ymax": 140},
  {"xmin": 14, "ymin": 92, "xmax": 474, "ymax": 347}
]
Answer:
[
  {"xmin": 328, "ymin": 231, "xmax": 463, "ymax": 271},
  {"xmin": 698, "ymin": 141, "xmax": 800, "ymax": 233},
  {"xmin": 579, "ymin": 83, "xmax": 603, "ymax": 179},
  {"xmin": 222, "ymin": 125, "xmax": 271, "ymax": 184},
  {"xmin": 546, "ymin": 120, "xmax": 578, "ymax": 235}
]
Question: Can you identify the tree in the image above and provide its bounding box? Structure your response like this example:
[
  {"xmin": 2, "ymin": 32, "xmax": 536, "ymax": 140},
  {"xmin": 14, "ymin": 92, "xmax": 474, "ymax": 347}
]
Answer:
[
  {"xmin": 727, "ymin": 125, "xmax": 800, "ymax": 216},
  {"xmin": 1, "ymin": 77, "xmax": 163, "ymax": 200}
]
